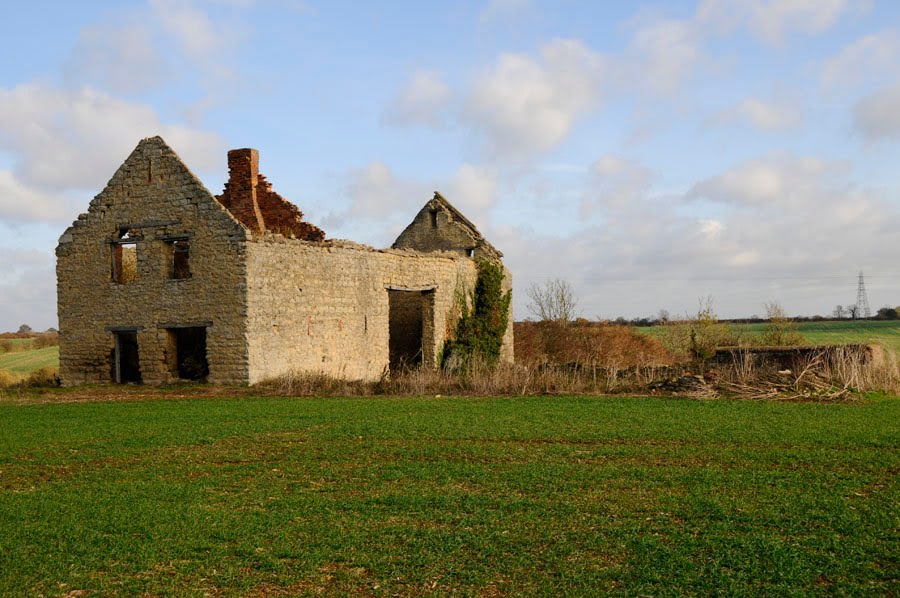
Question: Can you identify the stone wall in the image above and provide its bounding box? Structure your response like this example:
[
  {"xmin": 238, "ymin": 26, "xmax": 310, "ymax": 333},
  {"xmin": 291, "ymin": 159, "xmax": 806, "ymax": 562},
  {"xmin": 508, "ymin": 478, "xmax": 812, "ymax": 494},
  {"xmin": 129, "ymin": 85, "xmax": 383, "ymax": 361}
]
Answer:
[
  {"xmin": 244, "ymin": 236, "xmax": 479, "ymax": 384},
  {"xmin": 56, "ymin": 137, "xmax": 251, "ymax": 386}
]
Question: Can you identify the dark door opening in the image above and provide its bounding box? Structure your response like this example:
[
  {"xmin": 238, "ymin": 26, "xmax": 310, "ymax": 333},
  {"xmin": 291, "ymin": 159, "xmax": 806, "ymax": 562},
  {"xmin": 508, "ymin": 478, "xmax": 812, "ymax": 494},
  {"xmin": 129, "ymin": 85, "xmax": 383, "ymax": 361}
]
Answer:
[
  {"xmin": 114, "ymin": 331, "xmax": 141, "ymax": 383},
  {"xmin": 388, "ymin": 289, "xmax": 435, "ymax": 371},
  {"xmin": 169, "ymin": 327, "xmax": 209, "ymax": 381}
]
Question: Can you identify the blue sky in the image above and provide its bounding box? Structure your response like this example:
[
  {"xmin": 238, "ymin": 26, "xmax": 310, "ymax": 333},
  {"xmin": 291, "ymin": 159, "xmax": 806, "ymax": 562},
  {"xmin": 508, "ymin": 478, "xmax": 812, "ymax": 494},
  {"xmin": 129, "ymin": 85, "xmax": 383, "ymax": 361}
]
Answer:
[{"xmin": 1, "ymin": 0, "xmax": 899, "ymax": 330}]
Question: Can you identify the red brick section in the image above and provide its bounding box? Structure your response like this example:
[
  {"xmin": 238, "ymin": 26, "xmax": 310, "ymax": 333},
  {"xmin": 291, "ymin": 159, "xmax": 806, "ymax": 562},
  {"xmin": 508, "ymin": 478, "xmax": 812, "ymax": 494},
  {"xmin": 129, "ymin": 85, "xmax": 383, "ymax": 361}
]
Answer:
[
  {"xmin": 216, "ymin": 148, "xmax": 325, "ymax": 242},
  {"xmin": 255, "ymin": 174, "xmax": 325, "ymax": 242},
  {"xmin": 217, "ymin": 149, "xmax": 266, "ymax": 233}
]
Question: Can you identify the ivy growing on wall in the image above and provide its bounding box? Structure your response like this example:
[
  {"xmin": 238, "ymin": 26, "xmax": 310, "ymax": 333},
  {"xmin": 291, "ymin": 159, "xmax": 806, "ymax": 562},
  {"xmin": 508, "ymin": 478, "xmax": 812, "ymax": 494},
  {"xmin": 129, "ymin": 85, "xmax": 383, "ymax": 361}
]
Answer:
[{"xmin": 442, "ymin": 259, "xmax": 511, "ymax": 368}]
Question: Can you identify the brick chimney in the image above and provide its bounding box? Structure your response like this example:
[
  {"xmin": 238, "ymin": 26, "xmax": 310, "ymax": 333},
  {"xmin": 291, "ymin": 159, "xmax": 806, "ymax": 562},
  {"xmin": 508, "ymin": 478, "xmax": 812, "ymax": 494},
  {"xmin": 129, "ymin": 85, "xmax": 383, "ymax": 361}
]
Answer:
[{"xmin": 219, "ymin": 148, "xmax": 266, "ymax": 233}]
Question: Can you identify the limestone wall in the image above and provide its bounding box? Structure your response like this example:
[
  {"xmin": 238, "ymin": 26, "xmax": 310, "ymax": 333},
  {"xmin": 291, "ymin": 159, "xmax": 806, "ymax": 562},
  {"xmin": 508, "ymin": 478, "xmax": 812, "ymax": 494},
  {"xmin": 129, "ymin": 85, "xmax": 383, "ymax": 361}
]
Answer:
[
  {"xmin": 244, "ymin": 237, "xmax": 480, "ymax": 383},
  {"xmin": 56, "ymin": 137, "xmax": 251, "ymax": 386}
]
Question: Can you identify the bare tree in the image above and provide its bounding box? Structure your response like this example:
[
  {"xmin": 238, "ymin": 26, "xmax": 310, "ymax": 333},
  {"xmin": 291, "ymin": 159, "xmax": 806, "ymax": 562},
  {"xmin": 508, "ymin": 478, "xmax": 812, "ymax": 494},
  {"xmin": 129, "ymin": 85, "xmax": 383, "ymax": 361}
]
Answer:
[
  {"xmin": 847, "ymin": 304, "xmax": 860, "ymax": 320},
  {"xmin": 526, "ymin": 278, "xmax": 579, "ymax": 323},
  {"xmin": 833, "ymin": 305, "xmax": 846, "ymax": 319}
]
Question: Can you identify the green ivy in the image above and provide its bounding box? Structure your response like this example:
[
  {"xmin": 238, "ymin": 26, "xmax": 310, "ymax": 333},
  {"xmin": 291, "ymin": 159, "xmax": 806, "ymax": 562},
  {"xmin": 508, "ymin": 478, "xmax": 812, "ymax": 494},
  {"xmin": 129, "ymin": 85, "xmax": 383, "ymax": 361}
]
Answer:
[{"xmin": 442, "ymin": 260, "xmax": 511, "ymax": 368}]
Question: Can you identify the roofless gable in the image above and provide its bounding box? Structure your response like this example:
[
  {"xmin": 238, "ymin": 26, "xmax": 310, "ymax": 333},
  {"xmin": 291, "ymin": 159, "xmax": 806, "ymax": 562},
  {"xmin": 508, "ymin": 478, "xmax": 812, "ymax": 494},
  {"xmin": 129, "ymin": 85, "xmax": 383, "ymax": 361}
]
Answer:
[
  {"xmin": 57, "ymin": 136, "xmax": 247, "ymax": 252},
  {"xmin": 392, "ymin": 191, "xmax": 502, "ymax": 261}
]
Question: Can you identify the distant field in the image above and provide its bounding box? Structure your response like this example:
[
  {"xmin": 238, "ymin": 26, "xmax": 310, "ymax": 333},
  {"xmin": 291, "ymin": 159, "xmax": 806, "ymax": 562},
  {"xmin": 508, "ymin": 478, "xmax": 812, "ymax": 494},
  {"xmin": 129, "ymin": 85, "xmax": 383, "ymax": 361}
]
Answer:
[
  {"xmin": 0, "ymin": 394, "xmax": 897, "ymax": 595},
  {"xmin": 640, "ymin": 320, "xmax": 900, "ymax": 352},
  {"xmin": 0, "ymin": 346, "xmax": 59, "ymax": 373}
]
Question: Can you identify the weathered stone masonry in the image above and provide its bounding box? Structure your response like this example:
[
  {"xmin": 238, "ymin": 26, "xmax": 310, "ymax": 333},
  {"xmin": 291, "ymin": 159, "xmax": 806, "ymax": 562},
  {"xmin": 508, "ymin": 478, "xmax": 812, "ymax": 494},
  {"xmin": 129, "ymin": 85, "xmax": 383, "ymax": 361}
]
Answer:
[{"xmin": 56, "ymin": 136, "xmax": 513, "ymax": 386}]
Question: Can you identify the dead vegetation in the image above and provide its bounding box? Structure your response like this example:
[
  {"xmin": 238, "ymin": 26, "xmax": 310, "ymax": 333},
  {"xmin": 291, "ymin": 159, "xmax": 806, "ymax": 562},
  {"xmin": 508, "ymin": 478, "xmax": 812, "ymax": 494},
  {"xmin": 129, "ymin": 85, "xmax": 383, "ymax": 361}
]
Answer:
[
  {"xmin": 0, "ymin": 331, "xmax": 60, "ymax": 354},
  {"xmin": 256, "ymin": 323, "xmax": 898, "ymax": 402},
  {"xmin": 0, "ymin": 367, "xmax": 61, "ymax": 391}
]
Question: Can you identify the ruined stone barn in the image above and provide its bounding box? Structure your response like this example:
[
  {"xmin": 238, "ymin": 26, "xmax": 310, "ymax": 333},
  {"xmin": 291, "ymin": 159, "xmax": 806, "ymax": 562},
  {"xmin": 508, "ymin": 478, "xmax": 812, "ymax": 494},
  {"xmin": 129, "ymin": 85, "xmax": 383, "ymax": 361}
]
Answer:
[{"xmin": 56, "ymin": 136, "xmax": 512, "ymax": 386}]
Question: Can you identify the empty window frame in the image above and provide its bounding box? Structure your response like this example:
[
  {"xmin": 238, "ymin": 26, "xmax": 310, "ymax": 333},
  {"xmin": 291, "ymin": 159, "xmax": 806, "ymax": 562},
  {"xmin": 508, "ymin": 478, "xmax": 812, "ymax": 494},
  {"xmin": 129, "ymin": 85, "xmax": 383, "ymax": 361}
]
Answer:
[
  {"xmin": 111, "ymin": 230, "xmax": 139, "ymax": 284},
  {"xmin": 168, "ymin": 239, "xmax": 191, "ymax": 279},
  {"xmin": 166, "ymin": 326, "xmax": 209, "ymax": 381},
  {"xmin": 429, "ymin": 210, "xmax": 438, "ymax": 228}
]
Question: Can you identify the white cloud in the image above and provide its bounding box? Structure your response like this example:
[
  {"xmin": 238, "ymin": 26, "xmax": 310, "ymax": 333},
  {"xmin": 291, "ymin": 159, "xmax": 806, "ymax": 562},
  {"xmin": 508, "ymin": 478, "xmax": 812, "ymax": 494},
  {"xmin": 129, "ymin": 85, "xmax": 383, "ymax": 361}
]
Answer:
[
  {"xmin": 63, "ymin": 20, "xmax": 170, "ymax": 94},
  {"xmin": 583, "ymin": 156, "xmax": 653, "ymax": 213},
  {"xmin": 0, "ymin": 83, "xmax": 224, "ymax": 225},
  {"xmin": 0, "ymin": 172, "xmax": 72, "ymax": 223},
  {"xmin": 699, "ymin": 218, "xmax": 724, "ymax": 241},
  {"xmin": 687, "ymin": 155, "xmax": 835, "ymax": 206},
  {"xmin": 821, "ymin": 29, "xmax": 900, "ymax": 90},
  {"xmin": 496, "ymin": 151, "xmax": 896, "ymax": 319},
  {"xmin": 0, "ymin": 250, "xmax": 57, "ymax": 332},
  {"xmin": 463, "ymin": 39, "xmax": 605, "ymax": 157},
  {"xmin": 699, "ymin": 0, "xmax": 863, "ymax": 45},
  {"xmin": 853, "ymin": 82, "xmax": 900, "ymax": 141},
  {"xmin": 342, "ymin": 161, "xmax": 431, "ymax": 221},
  {"xmin": 149, "ymin": 0, "xmax": 231, "ymax": 65},
  {"xmin": 0, "ymin": 83, "xmax": 223, "ymax": 190},
  {"xmin": 338, "ymin": 161, "xmax": 496, "ymax": 234},
  {"xmin": 445, "ymin": 163, "xmax": 497, "ymax": 226},
  {"xmin": 382, "ymin": 70, "xmax": 452, "ymax": 128},
  {"xmin": 743, "ymin": 0, "xmax": 857, "ymax": 45},
  {"xmin": 624, "ymin": 17, "xmax": 702, "ymax": 94},
  {"xmin": 711, "ymin": 97, "xmax": 799, "ymax": 130}
]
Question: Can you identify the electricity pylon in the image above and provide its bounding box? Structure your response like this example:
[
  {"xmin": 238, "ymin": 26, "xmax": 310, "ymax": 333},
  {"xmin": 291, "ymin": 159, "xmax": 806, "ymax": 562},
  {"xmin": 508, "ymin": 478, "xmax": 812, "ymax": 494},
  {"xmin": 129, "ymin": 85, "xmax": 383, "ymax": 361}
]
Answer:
[{"xmin": 856, "ymin": 271, "xmax": 871, "ymax": 319}]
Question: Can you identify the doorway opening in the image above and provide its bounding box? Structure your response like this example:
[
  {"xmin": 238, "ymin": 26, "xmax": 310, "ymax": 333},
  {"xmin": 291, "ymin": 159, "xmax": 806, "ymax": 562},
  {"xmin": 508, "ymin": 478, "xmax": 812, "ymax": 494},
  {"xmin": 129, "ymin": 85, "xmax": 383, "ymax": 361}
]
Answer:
[
  {"xmin": 388, "ymin": 288, "xmax": 435, "ymax": 371},
  {"xmin": 113, "ymin": 331, "xmax": 141, "ymax": 383},
  {"xmin": 167, "ymin": 326, "xmax": 209, "ymax": 381}
]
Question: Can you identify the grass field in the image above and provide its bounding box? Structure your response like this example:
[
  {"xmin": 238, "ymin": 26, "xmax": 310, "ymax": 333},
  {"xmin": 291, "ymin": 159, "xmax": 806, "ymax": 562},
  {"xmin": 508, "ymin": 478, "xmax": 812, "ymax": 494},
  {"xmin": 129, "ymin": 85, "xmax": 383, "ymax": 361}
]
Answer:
[
  {"xmin": 639, "ymin": 319, "xmax": 900, "ymax": 352},
  {"xmin": 0, "ymin": 346, "xmax": 59, "ymax": 374},
  {"xmin": 1, "ymin": 394, "xmax": 897, "ymax": 595}
]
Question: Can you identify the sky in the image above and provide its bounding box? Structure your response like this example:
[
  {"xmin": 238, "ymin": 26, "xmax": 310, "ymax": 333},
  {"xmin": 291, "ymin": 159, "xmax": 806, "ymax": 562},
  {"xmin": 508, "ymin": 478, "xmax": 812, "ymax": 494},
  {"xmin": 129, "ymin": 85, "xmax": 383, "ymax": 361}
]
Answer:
[{"xmin": 1, "ymin": 0, "xmax": 899, "ymax": 331}]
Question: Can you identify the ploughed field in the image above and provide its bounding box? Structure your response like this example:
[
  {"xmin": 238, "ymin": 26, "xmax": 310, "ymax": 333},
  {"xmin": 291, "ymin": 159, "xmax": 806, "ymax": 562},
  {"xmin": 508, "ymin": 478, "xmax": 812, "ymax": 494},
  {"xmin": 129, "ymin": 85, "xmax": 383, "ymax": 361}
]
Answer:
[{"xmin": 1, "ymin": 395, "xmax": 897, "ymax": 595}]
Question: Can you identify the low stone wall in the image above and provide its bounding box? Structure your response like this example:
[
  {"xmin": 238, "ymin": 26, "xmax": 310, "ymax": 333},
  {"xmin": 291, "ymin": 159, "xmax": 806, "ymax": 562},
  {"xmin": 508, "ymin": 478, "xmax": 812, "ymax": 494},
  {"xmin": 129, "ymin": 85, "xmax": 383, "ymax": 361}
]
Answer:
[{"xmin": 712, "ymin": 345, "xmax": 879, "ymax": 370}]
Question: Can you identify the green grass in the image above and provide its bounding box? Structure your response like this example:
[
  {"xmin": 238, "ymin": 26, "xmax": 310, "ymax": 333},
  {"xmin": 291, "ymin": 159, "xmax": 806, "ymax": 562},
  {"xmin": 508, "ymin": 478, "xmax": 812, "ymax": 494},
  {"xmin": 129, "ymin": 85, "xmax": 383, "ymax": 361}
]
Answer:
[
  {"xmin": 0, "ymin": 395, "xmax": 897, "ymax": 595},
  {"xmin": 794, "ymin": 320, "xmax": 900, "ymax": 351},
  {"xmin": 0, "ymin": 346, "xmax": 59, "ymax": 374},
  {"xmin": 641, "ymin": 319, "xmax": 900, "ymax": 352}
]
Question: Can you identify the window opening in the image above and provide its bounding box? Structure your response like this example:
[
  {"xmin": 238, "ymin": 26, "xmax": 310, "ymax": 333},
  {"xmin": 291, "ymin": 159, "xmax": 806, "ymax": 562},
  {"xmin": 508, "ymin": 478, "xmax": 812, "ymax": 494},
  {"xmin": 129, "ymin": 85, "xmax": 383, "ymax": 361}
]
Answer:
[
  {"xmin": 429, "ymin": 210, "xmax": 438, "ymax": 228},
  {"xmin": 113, "ymin": 331, "xmax": 141, "ymax": 383},
  {"xmin": 466, "ymin": 247, "xmax": 475, "ymax": 258},
  {"xmin": 170, "ymin": 239, "xmax": 191, "ymax": 279},
  {"xmin": 166, "ymin": 327, "xmax": 209, "ymax": 381},
  {"xmin": 112, "ymin": 230, "xmax": 139, "ymax": 284}
]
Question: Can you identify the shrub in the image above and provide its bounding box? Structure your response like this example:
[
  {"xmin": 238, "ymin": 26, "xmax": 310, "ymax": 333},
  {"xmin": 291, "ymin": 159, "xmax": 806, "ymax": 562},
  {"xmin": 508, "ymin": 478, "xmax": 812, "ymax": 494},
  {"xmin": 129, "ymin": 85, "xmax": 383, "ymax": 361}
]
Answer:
[
  {"xmin": 24, "ymin": 367, "xmax": 60, "ymax": 388},
  {"xmin": 0, "ymin": 369, "xmax": 21, "ymax": 388},
  {"xmin": 32, "ymin": 332, "xmax": 60, "ymax": 349},
  {"xmin": 657, "ymin": 298, "xmax": 744, "ymax": 362},
  {"xmin": 761, "ymin": 302, "xmax": 805, "ymax": 347},
  {"xmin": 515, "ymin": 320, "xmax": 671, "ymax": 369},
  {"xmin": 442, "ymin": 260, "xmax": 511, "ymax": 369}
]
